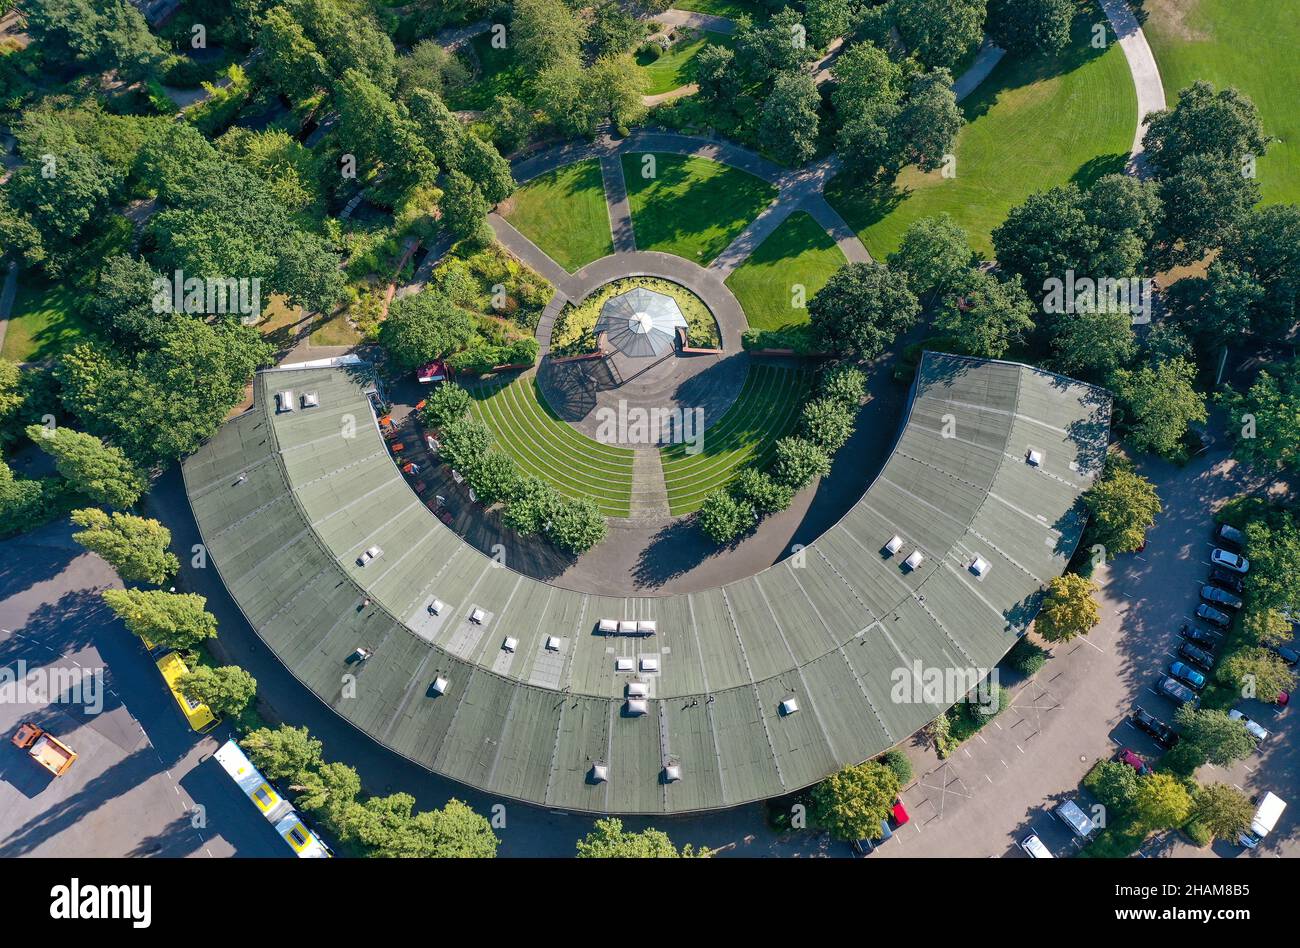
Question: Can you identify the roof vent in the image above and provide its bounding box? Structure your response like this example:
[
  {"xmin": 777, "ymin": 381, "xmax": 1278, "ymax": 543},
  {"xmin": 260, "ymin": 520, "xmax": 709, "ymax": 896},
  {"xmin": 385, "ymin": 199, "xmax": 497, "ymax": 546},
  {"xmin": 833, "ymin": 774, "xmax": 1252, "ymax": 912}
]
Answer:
[
  {"xmin": 301, "ymin": 391, "xmax": 319, "ymax": 408},
  {"xmin": 598, "ymin": 618, "xmax": 619, "ymax": 634},
  {"xmin": 780, "ymin": 696, "xmax": 800, "ymax": 716},
  {"xmin": 1027, "ymin": 449, "xmax": 1043, "ymax": 466},
  {"xmin": 904, "ymin": 550, "xmax": 925, "ymax": 570},
  {"xmin": 626, "ymin": 698, "xmax": 649, "ymax": 715},
  {"xmin": 884, "ymin": 534, "xmax": 904, "ymax": 555},
  {"xmin": 590, "ymin": 762, "xmax": 609, "ymax": 783},
  {"xmin": 664, "ymin": 763, "xmax": 682, "ymax": 782},
  {"xmin": 469, "ymin": 608, "xmax": 486, "ymax": 624},
  {"xmin": 502, "ymin": 636, "xmax": 518, "ymax": 653},
  {"xmin": 640, "ymin": 656, "xmax": 659, "ymax": 673},
  {"xmin": 428, "ymin": 599, "xmax": 445, "ymax": 615},
  {"xmin": 626, "ymin": 681, "xmax": 649, "ymax": 698},
  {"xmin": 970, "ymin": 555, "xmax": 990, "ymax": 577},
  {"xmin": 430, "ymin": 676, "xmax": 449, "ymax": 695},
  {"xmin": 614, "ymin": 657, "xmax": 635, "ymax": 672},
  {"xmin": 637, "ymin": 620, "xmax": 657, "ymax": 634},
  {"xmin": 545, "ymin": 635, "xmax": 561, "ymax": 651},
  {"xmin": 276, "ymin": 390, "xmax": 294, "ymax": 412}
]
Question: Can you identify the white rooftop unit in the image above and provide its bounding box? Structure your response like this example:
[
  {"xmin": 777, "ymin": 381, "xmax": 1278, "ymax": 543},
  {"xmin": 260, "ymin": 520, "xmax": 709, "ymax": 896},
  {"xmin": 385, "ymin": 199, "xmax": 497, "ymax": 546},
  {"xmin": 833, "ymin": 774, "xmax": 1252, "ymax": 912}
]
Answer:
[
  {"xmin": 431, "ymin": 676, "xmax": 449, "ymax": 695},
  {"xmin": 502, "ymin": 636, "xmax": 517, "ymax": 653},
  {"xmin": 618, "ymin": 620, "xmax": 637, "ymax": 634},
  {"xmin": 780, "ymin": 696, "xmax": 799, "ymax": 715},
  {"xmin": 614, "ymin": 657, "xmax": 635, "ymax": 672},
  {"xmin": 469, "ymin": 608, "xmax": 486, "ymax": 624},
  {"xmin": 590, "ymin": 762, "xmax": 608, "ymax": 783},
  {"xmin": 626, "ymin": 698, "xmax": 649, "ymax": 715},
  {"xmin": 300, "ymin": 391, "xmax": 319, "ymax": 408},
  {"xmin": 637, "ymin": 620, "xmax": 657, "ymax": 634},
  {"xmin": 904, "ymin": 550, "xmax": 925, "ymax": 570},
  {"xmin": 664, "ymin": 763, "xmax": 682, "ymax": 782},
  {"xmin": 1027, "ymin": 449, "xmax": 1043, "ymax": 466},
  {"xmin": 598, "ymin": 618, "xmax": 619, "ymax": 634},
  {"xmin": 640, "ymin": 656, "xmax": 659, "ymax": 673},
  {"xmin": 884, "ymin": 534, "xmax": 904, "ymax": 555},
  {"xmin": 275, "ymin": 390, "xmax": 294, "ymax": 412},
  {"xmin": 545, "ymin": 635, "xmax": 561, "ymax": 651},
  {"xmin": 970, "ymin": 555, "xmax": 991, "ymax": 577},
  {"xmin": 626, "ymin": 681, "xmax": 649, "ymax": 698},
  {"xmin": 428, "ymin": 599, "xmax": 445, "ymax": 615},
  {"xmin": 357, "ymin": 545, "xmax": 382, "ymax": 566}
]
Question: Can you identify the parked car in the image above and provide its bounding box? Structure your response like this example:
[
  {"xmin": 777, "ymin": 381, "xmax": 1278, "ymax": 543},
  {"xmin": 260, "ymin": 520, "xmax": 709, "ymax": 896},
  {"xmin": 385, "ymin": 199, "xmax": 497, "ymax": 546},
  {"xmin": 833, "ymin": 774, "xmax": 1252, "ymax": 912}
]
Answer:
[
  {"xmin": 1157, "ymin": 675, "xmax": 1199, "ymax": 707},
  {"xmin": 1229, "ymin": 709, "xmax": 1270, "ymax": 743},
  {"xmin": 1195, "ymin": 603, "xmax": 1232, "ymax": 630},
  {"xmin": 1169, "ymin": 662, "xmax": 1207, "ymax": 690},
  {"xmin": 1117, "ymin": 747, "xmax": 1151, "ymax": 776},
  {"xmin": 851, "ymin": 798, "xmax": 909, "ymax": 855},
  {"xmin": 1179, "ymin": 642, "xmax": 1215, "ymax": 671},
  {"xmin": 1208, "ymin": 567, "xmax": 1246, "ymax": 595},
  {"xmin": 1131, "ymin": 708, "xmax": 1178, "ymax": 748},
  {"xmin": 1020, "ymin": 833, "xmax": 1054, "ymax": 858},
  {"xmin": 1270, "ymin": 643, "xmax": 1300, "ymax": 666},
  {"xmin": 1200, "ymin": 585, "xmax": 1243, "ymax": 611},
  {"xmin": 1180, "ymin": 624, "xmax": 1221, "ymax": 649},
  {"xmin": 1214, "ymin": 523, "xmax": 1246, "ymax": 551},
  {"xmin": 1054, "ymin": 798, "xmax": 1096, "ymax": 839},
  {"xmin": 1211, "ymin": 548, "xmax": 1250, "ymax": 573}
]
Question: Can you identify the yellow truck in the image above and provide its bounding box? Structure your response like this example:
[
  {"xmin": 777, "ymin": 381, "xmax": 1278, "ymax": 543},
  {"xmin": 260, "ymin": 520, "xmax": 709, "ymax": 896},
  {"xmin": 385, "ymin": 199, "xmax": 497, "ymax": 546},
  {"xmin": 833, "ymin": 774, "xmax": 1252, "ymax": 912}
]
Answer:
[
  {"xmin": 11, "ymin": 722, "xmax": 77, "ymax": 777},
  {"xmin": 156, "ymin": 652, "xmax": 221, "ymax": 734}
]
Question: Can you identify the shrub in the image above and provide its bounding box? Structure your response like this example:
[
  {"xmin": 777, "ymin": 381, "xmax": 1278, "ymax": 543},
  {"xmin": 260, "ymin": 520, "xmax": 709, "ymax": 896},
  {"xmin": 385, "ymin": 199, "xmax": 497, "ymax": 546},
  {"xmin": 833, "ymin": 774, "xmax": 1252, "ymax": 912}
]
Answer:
[
  {"xmin": 771, "ymin": 436, "xmax": 831, "ymax": 490},
  {"xmin": 877, "ymin": 748, "xmax": 912, "ymax": 785},
  {"xmin": 799, "ymin": 397, "xmax": 855, "ymax": 452},
  {"xmin": 544, "ymin": 495, "xmax": 607, "ymax": 554},
  {"xmin": 696, "ymin": 489, "xmax": 756, "ymax": 544},
  {"xmin": 1004, "ymin": 636, "xmax": 1048, "ymax": 677},
  {"xmin": 731, "ymin": 467, "xmax": 793, "ymax": 516},
  {"xmin": 817, "ymin": 363, "xmax": 867, "ymax": 407},
  {"xmin": 422, "ymin": 382, "xmax": 472, "ymax": 429}
]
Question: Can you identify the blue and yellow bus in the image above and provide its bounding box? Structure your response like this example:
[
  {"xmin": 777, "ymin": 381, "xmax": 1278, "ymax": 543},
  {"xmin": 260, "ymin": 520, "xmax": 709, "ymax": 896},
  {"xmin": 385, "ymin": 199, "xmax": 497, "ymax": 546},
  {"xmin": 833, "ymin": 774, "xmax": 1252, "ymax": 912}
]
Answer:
[{"xmin": 213, "ymin": 740, "xmax": 332, "ymax": 858}]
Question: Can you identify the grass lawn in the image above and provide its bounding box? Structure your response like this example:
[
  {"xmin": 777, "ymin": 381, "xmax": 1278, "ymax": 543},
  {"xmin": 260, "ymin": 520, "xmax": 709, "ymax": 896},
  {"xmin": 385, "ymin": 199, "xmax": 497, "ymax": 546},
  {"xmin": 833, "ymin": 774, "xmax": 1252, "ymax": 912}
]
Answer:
[
  {"xmin": 502, "ymin": 159, "xmax": 614, "ymax": 272},
  {"xmin": 308, "ymin": 310, "xmax": 363, "ymax": 347},
  {"xmin": 670, "ymin": 0, "xmax": 764, "ymax": 20},
  {"xmin": 469, "ymin": 374, "xmax": 635, "ymax": 517},
  {"xmin": 0, "ymin": 278, "xmax": 89, "ymax": 363},
  {"xmin": 826, "ymin": 4, "xmax": 1135, "ymax": 259},
  {"xmin": 636, "ymin": 35, "xmax": 734, "ymax": 97},
  {"xmin": 725, "ymin": 211, "xmax": 846, "ymax": 332},
  {"xmin": 622, "ymin": 153, "xmax": 777, "ymax": 264},
  {"xmin": 1144, "ymin": 0, "xmax": 1299, "ymax": 205},
  {"xmin": 445, "ymin": 32, "xmax": 525, "ymax": 113},
  {"xmin": 660, "ymin": 363, "xmax": 810, "ymax": 514}
]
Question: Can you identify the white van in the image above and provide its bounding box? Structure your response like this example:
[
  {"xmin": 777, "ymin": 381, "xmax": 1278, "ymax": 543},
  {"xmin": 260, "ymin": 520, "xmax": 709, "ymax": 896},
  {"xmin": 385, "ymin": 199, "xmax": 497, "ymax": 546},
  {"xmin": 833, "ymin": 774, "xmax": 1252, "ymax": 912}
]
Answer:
[
  {"xmin": 1054, "ymin": 798, "xmax": 1096, "ymax": 839},
  {"xmin": 1020, "ymin": 833, "xmax": 1054, "ymax": 858},
  {"xmin": 1240, "ymin": 792, "xmax": 1286, "ymax": 849}
]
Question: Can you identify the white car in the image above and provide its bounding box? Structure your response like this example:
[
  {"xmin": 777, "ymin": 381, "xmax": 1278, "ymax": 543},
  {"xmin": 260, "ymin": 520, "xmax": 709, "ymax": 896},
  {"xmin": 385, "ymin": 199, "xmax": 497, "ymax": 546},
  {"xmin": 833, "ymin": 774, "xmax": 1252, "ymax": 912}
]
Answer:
[
  {"xmin": 1211, "ymin": 548, "xmax": 1250, "ymax": 574},
  {"xmin": 1229, "ymin": 709, "xmax": 1269, "ymax": 742},
  {"xmin": 1020, "ymin": 833, "xmax": 1054, "ymax": 858}
]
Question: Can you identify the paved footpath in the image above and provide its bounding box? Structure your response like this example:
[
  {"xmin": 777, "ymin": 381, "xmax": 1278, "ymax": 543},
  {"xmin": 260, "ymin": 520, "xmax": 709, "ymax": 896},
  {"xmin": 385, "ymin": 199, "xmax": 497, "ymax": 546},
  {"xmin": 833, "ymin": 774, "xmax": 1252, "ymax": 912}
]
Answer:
[
  {"xmin": 1098, "ymin": 0, "xmax": 1167, "ymax": 174},
  {"xmin": 600, "ymin": 153, "xmax": 637, "ymax": 253}
]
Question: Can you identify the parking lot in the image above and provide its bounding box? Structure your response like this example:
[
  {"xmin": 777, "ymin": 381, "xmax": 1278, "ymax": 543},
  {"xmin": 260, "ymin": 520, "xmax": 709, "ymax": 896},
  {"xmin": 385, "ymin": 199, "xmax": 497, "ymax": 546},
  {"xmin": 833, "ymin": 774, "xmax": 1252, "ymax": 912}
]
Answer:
[
  {"xmin": 875, "ymin": 445, "xmax": 1299, "ymax": 858},
  {"xmin": 0, "ymin": 520, "xmax": 283, "ymax": 858}
]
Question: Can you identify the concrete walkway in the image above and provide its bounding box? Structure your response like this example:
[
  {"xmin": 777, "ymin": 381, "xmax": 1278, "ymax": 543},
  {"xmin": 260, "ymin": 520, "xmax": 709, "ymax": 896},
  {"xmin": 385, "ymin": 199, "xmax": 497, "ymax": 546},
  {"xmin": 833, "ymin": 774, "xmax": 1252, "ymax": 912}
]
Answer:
[
  {"xmin": 1098, "ymin": 0, "xmax": 1167, "ymax": 174},
  {"xmin": 600, "ymin": 153, "xmax": 637, "ymax": 252},
  {"xmin": 952, "ymin": 38, "xmax": 1006, "ymax": 102},
  {"xmin": 654, "ymin": 8, "xmax": 737, "ymax": 36}
]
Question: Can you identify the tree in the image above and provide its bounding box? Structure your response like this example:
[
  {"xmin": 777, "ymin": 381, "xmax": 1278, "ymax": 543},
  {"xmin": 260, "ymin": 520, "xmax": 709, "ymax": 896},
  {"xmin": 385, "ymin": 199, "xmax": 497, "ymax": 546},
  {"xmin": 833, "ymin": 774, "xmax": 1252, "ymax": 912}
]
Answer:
[
  {"xmin": 985, "ymin": 0, "xmax": 1072, "ymax": 55},
  {"xmin": 809, "ymin": 262, "xmax": 920, "ymax": 361},
  {"xmin": 877, "ymin": 748, "xmax": 912, "ymax": 785},
  {"xmin": 1165, "ymin": 259, "xmax": 1264, "ymax": 351},
  {"xmin": 1035, "ymin": 573, "xmax": 1099, "ymax": 643},
  {"xmin": 292, "ymin": 760, "xmax": 361, "ymax": 821},
  {"xmin": 84, "ymin": 254, "xmax": 170, "ymax": 350},
  {"xmin": 1218, "ymin": 647, "xmax": 1296, "ymax": 703},
  {"xmin": 439, "ymin": 170, "xmax": 492, "ymax": 242},
  {"xmin": 696, "ymin": 489, "xmax": 756, "ymax": 544},
  {"xmin": 817, "ymin": 363, "xmax": 867, "ymax": 407},
  {"xmin": 831, "ymin": 41, "xmax": 903, "ymax": 177},
  {"xmin": 733, "ymin": 8, "xmax": 816, "ymax": 86},
  {"xmin": 254, "ymin": 5, "xmax": 330, "ymax": 100},
  {"xmin": 1133, "ymin": 772, "xmax": 1193, "ymax": 831},
  {"xmin": 0, "ymin": 459, "xmax": 72, "ymax": 538},
  {"xmin": 502, "ymin": 475, "xmax": 561, "ymax": 536},
  {"xmin": 395, "ymin": 39, "xmax": 468, "ymax": 101},
  {"xmin": 26, "ymin": 0, "xmax": 167, "ymax": 81},
  {"xmin": 1242, "ymin": 607, "xmax": 1294, "ymax": 649},
  {"xmin": 241, "ymin": 725, "xmax": 323, "ymax": 782},
  {"xmin": 1172, "ymin": 706, "xmax": 1258, "ymax": 770},
  {"xmin": 1193, "ymin": 783, "xmax": 1254, "ymax": 841},
  {"xmin": 486, "ymin": 94, "xmax": 536, "ymax": 154},
  {"xmin": 334, "ymin": 68, "xmax": 437, "ymax": 201},
  {"xmin": 71, "ymin": 508, "xmax": 178, "ymax": 583},
  {"xmin": 805, "ymin": 0, "xmax": 854, "ymax": 48},
  {"xmin": 760, "ymin": 72, "xmax": 820, "ymax": 166},
  {"xmin": 1242, "ymin": 515, "xmax": 1300, "ymax": 615},
  {"xmin": 101, "ymin": 588, "xmax": 218, "ymax": 650},
  {"xmin": 694, "ymin": 42, "xmax": 741, "ymax": 108},
  {"xmin": 1110, "ymin": 357, "xmax": 1207, "ymax": 459},
  {"xmin": 893, "ymin": 0, "xmax": 984, "ymax": 70},
  {"xmin": 26, "ymin": 425, "xmax": 146, "ymax": 508},
  {"xmin": 422, "ymin": 798, "xmax": 500, "ymax": 858},
  {"xmin": 1048, "ymin": 310, "xmax": 1135, "ymax": 384},
  {"xmin": 799, "ymin": 397, "xmax": 855, "ymax": 452},
  {"xmin": 512, "ymin": 0, "xmax": 586, "ymax": 73},
  {"xmin": 588, "ymin": 0, "xmax": 643, "ymax": 56},
  {"xmin": 437, "ymin": 416, "xmax": 492, "ymax": 477},
  {"xmin": 732, "ymin": 467, "xmax": 793, "ymax": 516},
  {"xmin": 934, "ymin": 270, "xmax": 1036, "ymax": 358},
  {"xmin": 771, "ymin": 436, "xmax": 831, "ymax": 490},
  {"xmin": 178, "ymin": 665, "xmax": 258, "ymax": 718},
  {"xmin": 379, "ymin": 292, "xmax": 475, "ymax": 372},
  {"xmin": 1142, "ymin": 81, "xmax": 1271, "ymax": 183},
  {"xmin": 1220, "ymin": 204, "xmax": 1300, "ymax": 337},
  {"xmin": 1156, "ymin": 154, "xmax": 1259, "ymax": 266},
  {"xmin": 576, "ymin": 818, "xmax": 703, "ymax": 857},
  {"xmin": 422, "ymin": 382, "xmax": 472, "ymax": 428},
  {"xmin": 459, "ymin": 135, "xmax": 514, "ymax": 206},
  {"xmin": 5, "ymin": 144, "xmax": 116, "ymax": 268},
  {"xmin": 887, "ymin": 214, "xmax": 973, "ymax": 297},
  {"xmin": 1219, "ymin": 359, "xmax": 1300, "ymax": 472},
  {"xmin": 1082, "ymin": 458, "xmax": 1162, "ymax": 557},
  {"xmin": 545, "ymin": 495, "xmax": 607, "ymax": 554},
  {"xmin": 582, "ymin": 54, "xmax": 648, "ymax": 133},
  {"xmin": 1089, "ymin": 760, "xmax": 1140, "ymax": 815},
  {"xmin": 890, "ymin": 69, "xmax": 962, "ymax": 172},
  {"xmin": 810, "ymin": 760, "xmax": 901, "ymax": 841}
]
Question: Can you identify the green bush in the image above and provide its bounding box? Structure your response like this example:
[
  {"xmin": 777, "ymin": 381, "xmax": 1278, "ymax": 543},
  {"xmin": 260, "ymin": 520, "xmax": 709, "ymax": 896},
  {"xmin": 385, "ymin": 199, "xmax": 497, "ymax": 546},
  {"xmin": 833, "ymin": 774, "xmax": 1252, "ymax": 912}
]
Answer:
[
  {"xmin": 1004, "ymin": 636, "xmax": 1049, "ymax": 678},
  {"xmin": 877, "ymin": 748, "xmax": 912, "ymax": 785},
  {"xmin": 1183, "ymin": 820, "xmax": 1212, "ymax": 848}
]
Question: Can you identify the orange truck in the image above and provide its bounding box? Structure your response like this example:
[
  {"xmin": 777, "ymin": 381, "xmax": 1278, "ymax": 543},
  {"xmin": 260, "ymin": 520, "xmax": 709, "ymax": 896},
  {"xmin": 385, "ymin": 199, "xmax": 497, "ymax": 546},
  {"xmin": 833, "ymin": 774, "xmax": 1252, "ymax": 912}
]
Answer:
[{"xmin": 11, "ymin": 722, "xmax": 77, "ymax": 777}]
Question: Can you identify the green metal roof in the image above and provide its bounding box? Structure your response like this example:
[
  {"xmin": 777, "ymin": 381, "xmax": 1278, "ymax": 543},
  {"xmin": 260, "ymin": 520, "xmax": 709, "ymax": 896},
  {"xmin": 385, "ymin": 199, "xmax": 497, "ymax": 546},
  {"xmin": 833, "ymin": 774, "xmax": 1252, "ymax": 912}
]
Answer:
[{"xmin": 182, "ymin": 352, "xmax": 1111, "ymax": 814}]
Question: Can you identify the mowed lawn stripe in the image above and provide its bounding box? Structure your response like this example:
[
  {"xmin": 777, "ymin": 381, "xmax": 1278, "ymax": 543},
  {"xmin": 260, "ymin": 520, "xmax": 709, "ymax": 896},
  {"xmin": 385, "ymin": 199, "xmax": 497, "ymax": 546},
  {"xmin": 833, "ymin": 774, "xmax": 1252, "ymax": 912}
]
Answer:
[
  {"xmin": 724, "ymin": 211, "xmax": 847, "ymax": 332},
  {"xmin": 502, "ymin": 159, "xmax": 615, "ymax": 273}
]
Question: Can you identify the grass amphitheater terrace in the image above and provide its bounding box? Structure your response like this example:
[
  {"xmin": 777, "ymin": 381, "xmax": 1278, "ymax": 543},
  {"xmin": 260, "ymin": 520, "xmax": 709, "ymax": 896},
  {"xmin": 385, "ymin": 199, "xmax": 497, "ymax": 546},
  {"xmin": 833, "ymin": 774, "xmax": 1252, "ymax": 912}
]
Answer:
[{"xmin": 182, "ymin": 353, "xmax": 1110, "ymax": 814}]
